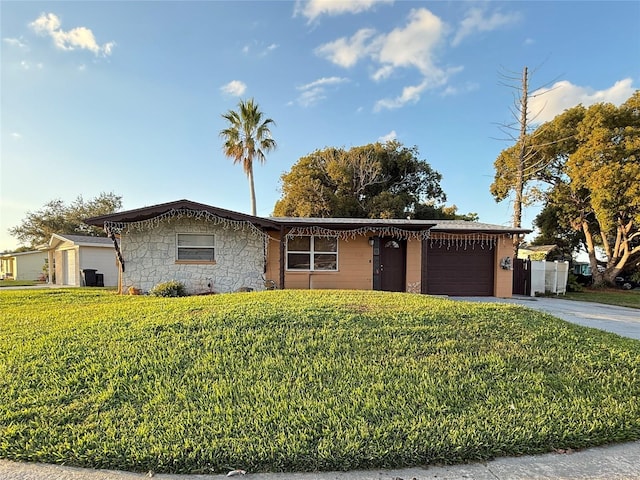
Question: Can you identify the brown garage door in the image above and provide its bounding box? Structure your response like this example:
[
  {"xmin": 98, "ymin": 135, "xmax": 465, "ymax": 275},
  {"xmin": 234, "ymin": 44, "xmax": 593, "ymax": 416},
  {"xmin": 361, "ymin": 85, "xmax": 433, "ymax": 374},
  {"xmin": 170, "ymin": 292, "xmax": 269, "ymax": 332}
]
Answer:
[{"xmin": 424, "ymin": 243, "xmax": 495, "ymax": 296}]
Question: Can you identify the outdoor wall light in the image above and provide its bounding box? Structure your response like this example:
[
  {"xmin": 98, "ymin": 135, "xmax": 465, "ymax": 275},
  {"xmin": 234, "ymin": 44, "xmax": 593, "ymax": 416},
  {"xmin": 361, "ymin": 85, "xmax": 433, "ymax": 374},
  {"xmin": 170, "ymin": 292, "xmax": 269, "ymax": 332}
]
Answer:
[
  {"xmin": 500, "ymin": 256, "xmax": 513, "ymax": 270},
  {"xmin": 368, "ymin": 237, "xmax": 375, "ymax": 247}
]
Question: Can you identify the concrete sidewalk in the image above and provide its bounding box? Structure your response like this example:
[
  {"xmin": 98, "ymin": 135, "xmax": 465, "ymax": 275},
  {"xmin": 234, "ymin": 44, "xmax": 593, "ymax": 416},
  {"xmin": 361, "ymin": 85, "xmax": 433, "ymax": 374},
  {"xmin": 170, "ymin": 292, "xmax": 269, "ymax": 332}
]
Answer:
[{"xmin": 1, "ymin": 441, "xmax": 639, "ymax": 479}]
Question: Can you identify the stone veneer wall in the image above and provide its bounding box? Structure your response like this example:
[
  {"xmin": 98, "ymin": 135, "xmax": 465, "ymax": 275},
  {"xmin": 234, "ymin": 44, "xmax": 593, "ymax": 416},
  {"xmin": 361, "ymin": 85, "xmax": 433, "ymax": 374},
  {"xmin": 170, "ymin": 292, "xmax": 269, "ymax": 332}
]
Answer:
[{"xmin": 121, "ymin": 218, "xmax": 266, "ymax": 294}]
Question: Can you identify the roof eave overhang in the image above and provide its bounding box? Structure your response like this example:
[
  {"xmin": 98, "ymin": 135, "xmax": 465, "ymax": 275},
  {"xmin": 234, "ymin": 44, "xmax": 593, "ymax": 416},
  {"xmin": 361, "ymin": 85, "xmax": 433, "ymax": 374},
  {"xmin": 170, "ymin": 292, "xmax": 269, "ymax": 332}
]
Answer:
[
  {"xmin": 84, "ymin": 199, "xmax": 279, "ymax": 230},
  {"xmin": 430, "ymin": 228, "xmax": 532, "ymax": 235},
  {"xmin": 277, "ymin": 221, "xmax": 437, "ymax": 231},
  {"xmin": 83, "ymin": 199, "xmax": 533, "ymax": 237}
]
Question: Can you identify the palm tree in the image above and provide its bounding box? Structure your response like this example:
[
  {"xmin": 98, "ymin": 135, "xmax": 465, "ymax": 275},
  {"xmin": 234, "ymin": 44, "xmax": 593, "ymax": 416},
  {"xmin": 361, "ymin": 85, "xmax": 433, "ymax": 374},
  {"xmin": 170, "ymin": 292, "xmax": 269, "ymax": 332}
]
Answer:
[{"xmin": 219, "ymin": 98, "xmax": 277, "ymax": 216}]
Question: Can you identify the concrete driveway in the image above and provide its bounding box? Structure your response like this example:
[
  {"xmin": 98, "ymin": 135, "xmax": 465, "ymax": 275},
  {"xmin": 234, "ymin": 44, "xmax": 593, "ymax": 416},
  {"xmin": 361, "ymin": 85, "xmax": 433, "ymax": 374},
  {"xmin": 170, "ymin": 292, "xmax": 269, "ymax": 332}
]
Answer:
[{"xmin": 455, "ymin": 295, "xmax": 640, "ymax": 340}]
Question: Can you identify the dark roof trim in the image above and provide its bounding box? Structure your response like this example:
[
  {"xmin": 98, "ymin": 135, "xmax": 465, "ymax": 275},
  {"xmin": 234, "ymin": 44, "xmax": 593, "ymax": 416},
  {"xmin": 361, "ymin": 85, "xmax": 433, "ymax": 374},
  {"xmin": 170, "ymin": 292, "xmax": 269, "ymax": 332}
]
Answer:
[
  {"xmin": 84, "ymin": 199, "xmax": 532, "ymax": 235},
  {"xmin": 84, "ymin": 199, "xmax": 279, "ymax": 229},
  {"xmin": 273, "ymin": 217, "xmax": 437, "ymax": 231},
  {"xmin": 430, "ymin": 227, "xmax": 531, "ymax": 235}
]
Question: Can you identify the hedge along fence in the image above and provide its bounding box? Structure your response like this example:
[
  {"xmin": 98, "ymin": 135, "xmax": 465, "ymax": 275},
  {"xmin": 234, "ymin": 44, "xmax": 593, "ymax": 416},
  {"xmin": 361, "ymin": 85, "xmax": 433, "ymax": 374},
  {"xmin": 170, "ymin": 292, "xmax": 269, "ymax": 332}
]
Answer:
[{"xmin": 0, "ymin": 288, "xmax": 639, "ymax": 474}]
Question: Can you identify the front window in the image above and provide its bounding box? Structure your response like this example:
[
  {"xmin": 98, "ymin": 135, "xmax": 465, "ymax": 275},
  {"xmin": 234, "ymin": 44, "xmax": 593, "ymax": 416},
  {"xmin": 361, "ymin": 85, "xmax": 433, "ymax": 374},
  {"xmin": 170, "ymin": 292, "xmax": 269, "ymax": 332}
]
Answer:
[
  {"xmin": 287, "ymin": 235, "xmax": 337, "ymax": 271},
  {"xmin": 177, "ymin": 234, "xmax": 215, "ymax": 262}
]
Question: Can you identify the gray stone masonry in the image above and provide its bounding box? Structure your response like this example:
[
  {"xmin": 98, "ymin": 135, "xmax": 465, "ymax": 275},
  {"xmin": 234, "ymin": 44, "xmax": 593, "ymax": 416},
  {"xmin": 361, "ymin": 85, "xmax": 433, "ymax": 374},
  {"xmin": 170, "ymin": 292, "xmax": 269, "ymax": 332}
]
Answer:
[{"xmin": 121, "ymin": 218, "xmax": 265, "ymax": 294}]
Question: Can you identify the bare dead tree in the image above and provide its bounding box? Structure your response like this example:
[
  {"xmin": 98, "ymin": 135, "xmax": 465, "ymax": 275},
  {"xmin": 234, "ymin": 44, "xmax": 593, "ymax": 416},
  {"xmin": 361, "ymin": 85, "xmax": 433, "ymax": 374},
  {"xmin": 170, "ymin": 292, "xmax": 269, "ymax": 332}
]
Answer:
[
  {"xmin": 495, "ymin": 65, "xmax": 560, "ymax": 256},
  {"xmin": 514, "ymin": 66, "xmax": 529, "ymax": 253}
]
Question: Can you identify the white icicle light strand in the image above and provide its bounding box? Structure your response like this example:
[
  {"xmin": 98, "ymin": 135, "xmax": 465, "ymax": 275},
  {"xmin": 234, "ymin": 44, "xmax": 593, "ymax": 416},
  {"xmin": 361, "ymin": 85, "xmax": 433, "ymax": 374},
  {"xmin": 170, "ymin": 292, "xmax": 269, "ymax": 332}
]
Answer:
[
  {"xmin": 103, "ymin": 208, "xmax": 268, "ymax": 240},
  {"xmin": 101, "ymin": 209, "xmax": 511, "ymax": 256},
  {"xmin": 102, "ymin": 208, "xmax": 273, "ymax": 267},
  {"xmin": 428, "ymin": 232, "xmax": 509, "ymax": 250},
  {"xmin": 284, "ymin": 225, "xmax": 431, "ymax": 241}
]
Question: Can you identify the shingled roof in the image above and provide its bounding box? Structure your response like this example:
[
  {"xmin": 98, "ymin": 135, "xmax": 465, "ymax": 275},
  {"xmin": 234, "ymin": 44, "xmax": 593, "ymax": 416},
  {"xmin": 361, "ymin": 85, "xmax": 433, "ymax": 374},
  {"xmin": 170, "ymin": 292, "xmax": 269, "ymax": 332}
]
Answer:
[
  {"xmin": 85, "ymin": 199, "xmax": 532, "ymax": 235},
  {"xmin": 84, "ymin": 199, "xmax": 279, "ymax": 230}
]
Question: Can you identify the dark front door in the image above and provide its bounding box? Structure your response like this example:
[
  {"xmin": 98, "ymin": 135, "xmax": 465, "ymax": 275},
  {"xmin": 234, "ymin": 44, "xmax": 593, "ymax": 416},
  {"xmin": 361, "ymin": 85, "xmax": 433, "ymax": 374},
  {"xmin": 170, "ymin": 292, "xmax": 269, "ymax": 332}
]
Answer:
[{"xmin": 379, "ymin": 237, "xmax": 406, "ymax": 292}]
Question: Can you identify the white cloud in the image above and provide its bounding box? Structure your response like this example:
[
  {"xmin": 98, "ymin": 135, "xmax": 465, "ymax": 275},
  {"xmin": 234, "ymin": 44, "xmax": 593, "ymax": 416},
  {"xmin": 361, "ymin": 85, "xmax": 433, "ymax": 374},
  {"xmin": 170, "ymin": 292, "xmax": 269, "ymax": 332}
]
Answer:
[
  {"xmin": 20, "ymin": 60, "xmax": 43, "ymax": 70},
  {"xmin": 374, "ymin": 80, "xmax": 428, "ymax": 111},
  {"xmin": 376, "ymin": 65, "xmax": 463, "ymax": 110},
  {"xmin": 378, "ymin": 130, "xmax": 397, "ymax": 143},
  {"xmin": 452, "ymin": 7, "xmax": 521, "ymax": 46},
  {"xmin": 316, "ymin": 9, "xmax": 446, "ymax": 78},
  {"xmin": 297, "ymin": 87, "xmax": 326, "ymax": 107},
  {"xmin": 314, "ymin": 28, "xmax": 377, "ymax": 68},
  {"xmin": 441, "ymin": 81, "xmax": 479, "ymax": 97},
  {"xmin": 242, "ymin": 41, "xmax": 279, "ymax": 57},
  {"xmin": 3, "ymin": 37, "xmax": 28, "ymax": 49},
  {"xmin": 529, "ymin": 78, "xmax": 636, "ymax": 123},
  {"xmin": 296, "ymin": 76, "xmax": 349, "ymax": 107},
  {"xmin": 374, "ymin": 9, "xmax": 445, "ymax": 78},
  {"xmin": 10, "ymin": 133, "xmax": 22, "ymax": 140},
  {"xmin": 299, "ymin": 76, "xmax": 349, "ymax": 90},
  {"xmin": 29, "ymin": 12, "xmax": 115, "ymax": 56},
  {"xmin": 30, "ymin": 12, "xmax": 61, "ymax": 35},
  {"xmin": 371, "ymin": 65, "xmax": 394, "ymax": 82},
  {"xmin": 102, "ymin": 41, "xmax": 115, "ymax": 56},
  {"xmin": 221, "ymin": 80, "xmax": 247, "ymax": 97},
  {"xmin": 296, "ymin": 0, "xmax": 393, "ymax": 22},
  {"xmin": 316, "ymin": 8, "xmax": 461, "ymax": 110}
]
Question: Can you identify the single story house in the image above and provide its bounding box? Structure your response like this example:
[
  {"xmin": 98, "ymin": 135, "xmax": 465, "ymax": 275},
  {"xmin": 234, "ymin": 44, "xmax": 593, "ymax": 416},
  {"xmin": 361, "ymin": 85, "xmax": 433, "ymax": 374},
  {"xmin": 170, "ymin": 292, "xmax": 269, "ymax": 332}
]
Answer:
[
  {"xmin": 39, "ymin": 234, "xmax": 119, "ymax": 287},
  {"xmin": 0, "ymin": 250, "xmax": 48, "ymax": 281},
  {"xmin": 85, "ymin": 199, "xmax": 530, "ymax": 297}
]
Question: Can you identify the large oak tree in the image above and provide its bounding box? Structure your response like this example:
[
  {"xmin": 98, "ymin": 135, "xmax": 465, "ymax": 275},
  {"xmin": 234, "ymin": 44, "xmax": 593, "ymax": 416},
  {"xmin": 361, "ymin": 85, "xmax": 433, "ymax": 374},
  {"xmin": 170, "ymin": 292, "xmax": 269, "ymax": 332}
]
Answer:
[
  {"xmin": 273, "ymin": 141, "xmax": 475, "ymax": 220},
  {"xmin": 8, "ymin": 192, "xmax": 123, "ymax": 248},
  {"xmin": 492, "ymin": 91, "xmax": 640, "ymax": 285}
]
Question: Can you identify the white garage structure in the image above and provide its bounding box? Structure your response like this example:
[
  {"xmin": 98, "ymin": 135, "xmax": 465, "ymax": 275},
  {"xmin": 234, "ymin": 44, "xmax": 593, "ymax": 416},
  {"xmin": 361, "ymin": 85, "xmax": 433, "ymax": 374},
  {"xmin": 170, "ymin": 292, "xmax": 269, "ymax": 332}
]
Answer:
[
  {"xmin": 41, "ymin": 234, "xmax": 118, "ymax": 287},
  {"xmin": 0, "ymin": 250, "xmax": 48, "ymax": 281}
]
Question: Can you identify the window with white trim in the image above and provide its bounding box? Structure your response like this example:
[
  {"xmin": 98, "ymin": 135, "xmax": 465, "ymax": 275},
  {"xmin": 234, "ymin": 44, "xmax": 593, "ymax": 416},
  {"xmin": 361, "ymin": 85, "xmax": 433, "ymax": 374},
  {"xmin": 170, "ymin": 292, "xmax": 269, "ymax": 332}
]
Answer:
[
  {"xmin": 176, "ymin": 234, "xmax": 215, "ymax": 262},
  {"xmin": 286, "ymin": 235, "xmax": 337, "ymax": 271}
]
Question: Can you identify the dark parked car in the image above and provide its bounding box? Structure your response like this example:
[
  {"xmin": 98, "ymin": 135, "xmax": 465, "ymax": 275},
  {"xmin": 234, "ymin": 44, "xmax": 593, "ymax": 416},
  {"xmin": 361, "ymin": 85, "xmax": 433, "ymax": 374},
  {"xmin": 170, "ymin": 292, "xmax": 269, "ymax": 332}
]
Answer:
[
  {"xmin": 575, "ymin": 274, "xmax": 593, "ymax": 286},
  {"xmin": 615, "ymin": 276, "xmax": 638, "ymax": 290}
]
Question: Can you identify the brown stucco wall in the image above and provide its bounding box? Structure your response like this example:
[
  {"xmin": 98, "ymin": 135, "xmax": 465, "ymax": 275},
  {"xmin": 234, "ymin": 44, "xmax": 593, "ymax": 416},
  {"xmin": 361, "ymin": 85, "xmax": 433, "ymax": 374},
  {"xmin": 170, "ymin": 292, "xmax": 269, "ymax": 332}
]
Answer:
[
  {"xmin": 405, "ymin": 239, "xmax": 422, "ymax": 293},
  {"xmin": 265, "ymin": 233, "xmax": 281, "ymax": 288},
  {"xmin": 266, "ymin": 230, "xmax": 513, "ymax": 296},
  {"xmin": 494, "ymin": 236, "xmax": 515, "ymax": 298},
  {"xmin": 266, "ymin": 232, "xmax": 374, "ymax": 290},
  {"xmin": 267, "ymin": 232, "xmax": 427, "ymax": 292}
]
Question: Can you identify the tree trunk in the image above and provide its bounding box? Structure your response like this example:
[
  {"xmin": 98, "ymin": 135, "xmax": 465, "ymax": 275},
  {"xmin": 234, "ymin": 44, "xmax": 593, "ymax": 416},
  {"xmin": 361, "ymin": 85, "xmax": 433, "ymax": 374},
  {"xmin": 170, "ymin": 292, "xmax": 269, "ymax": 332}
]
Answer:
[
  {"xmin": 602, "ymin": 224, "xmax": 629, "ymax": 284},
  {"xmin": 603, "ymin": 267, "xmax": 623, "ymax": 285},
  {"xmin": 513, "ymin": 66, "xmax": 528, "ymax": 258},
  {"xmin": 247, "ymin": 164, "xmax": 257, "ymax": 216},
  {"xmin": 582, "ymin": 220, "xmax": 605, "ymax": 285}
]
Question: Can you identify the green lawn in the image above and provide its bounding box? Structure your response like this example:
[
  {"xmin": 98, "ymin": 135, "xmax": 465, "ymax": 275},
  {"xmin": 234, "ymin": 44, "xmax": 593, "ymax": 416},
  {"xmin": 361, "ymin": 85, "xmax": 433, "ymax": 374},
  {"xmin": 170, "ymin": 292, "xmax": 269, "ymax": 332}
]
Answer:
[
  {"xmin": 0, "ymin": 280, "xmax": 43, "ymax": 287},
  {"xmin": 1, "ymin": 289, "xmax": 639, "ymax": 474},
  {"xmin": 564, "ymin": 288, "xmax": 640, "ymax": 309}
]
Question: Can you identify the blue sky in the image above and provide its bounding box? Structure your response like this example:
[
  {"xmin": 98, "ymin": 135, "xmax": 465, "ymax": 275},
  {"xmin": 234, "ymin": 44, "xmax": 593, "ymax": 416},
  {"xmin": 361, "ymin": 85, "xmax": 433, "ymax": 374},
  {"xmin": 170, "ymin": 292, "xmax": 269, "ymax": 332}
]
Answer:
[{"xmin": 1, "ymin": 0, "xmax": 638, "ymax": 250}]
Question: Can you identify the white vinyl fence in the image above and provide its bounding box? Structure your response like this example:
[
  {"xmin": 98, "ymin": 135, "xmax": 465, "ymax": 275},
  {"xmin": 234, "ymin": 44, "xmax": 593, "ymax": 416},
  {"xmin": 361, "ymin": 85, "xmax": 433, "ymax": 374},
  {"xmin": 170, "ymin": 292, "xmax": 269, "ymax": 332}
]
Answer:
[{"xmin": 530, "ymin": 260, "xmax": 569, "ymax": 296}]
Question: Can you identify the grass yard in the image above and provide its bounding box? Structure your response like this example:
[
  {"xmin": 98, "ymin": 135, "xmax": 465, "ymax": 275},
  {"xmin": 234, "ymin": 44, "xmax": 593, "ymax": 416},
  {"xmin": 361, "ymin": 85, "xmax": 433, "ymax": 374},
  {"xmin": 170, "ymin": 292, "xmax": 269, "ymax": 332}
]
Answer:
[
  {"xmin": 564, "ymin": 288, "xmax": 640, "ymax": 309},
  {"xmin": 1, "ymin": 289, "xmax": 639, "ymax": 474},
  {"xmin": 0, "ymin": 280, "xmax": 43, "ymax": 288}
]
